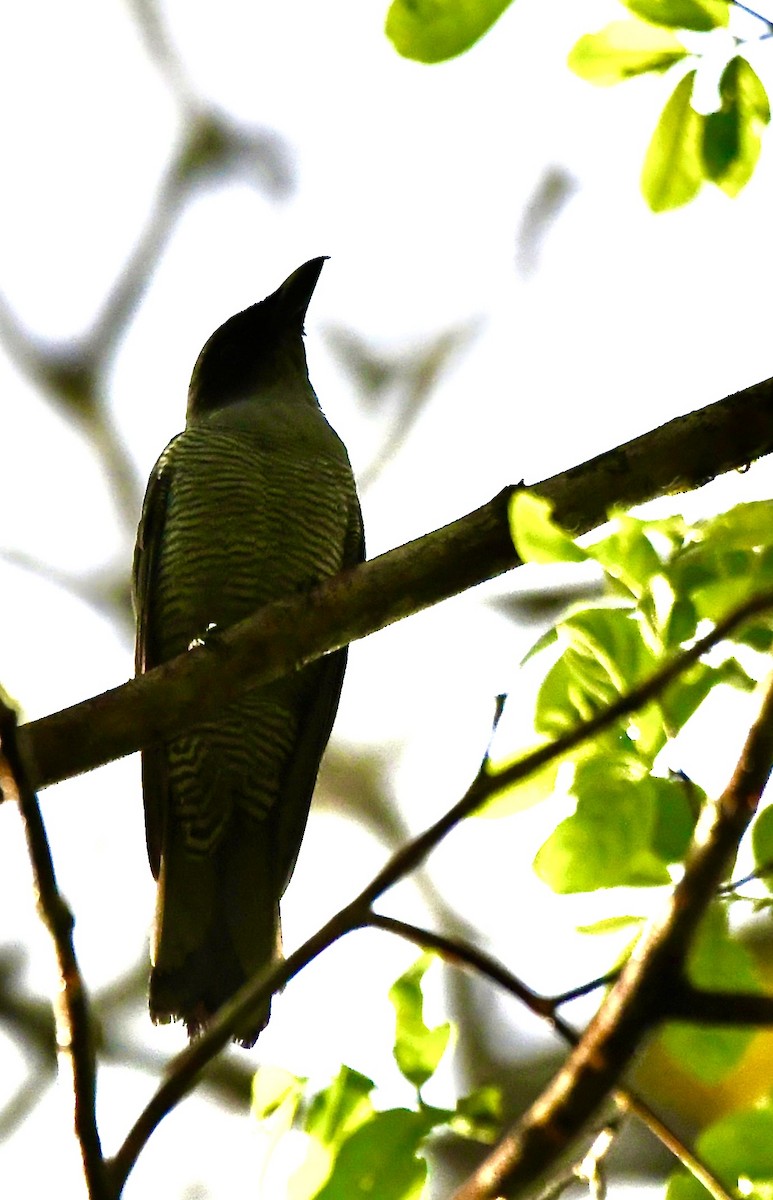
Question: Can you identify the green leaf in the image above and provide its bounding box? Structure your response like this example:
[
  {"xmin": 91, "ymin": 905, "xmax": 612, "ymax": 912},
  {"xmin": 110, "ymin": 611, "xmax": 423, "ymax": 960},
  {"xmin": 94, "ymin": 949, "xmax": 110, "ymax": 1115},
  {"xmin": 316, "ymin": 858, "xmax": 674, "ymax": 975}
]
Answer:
[
  {"xmin": 534, "ymin": 606, "xmax": 669, "ymax": 761},
  {"xmin": 509, "ymin": 492, "xmax": 586, "ymax": 564},
  {"xmin": 534, "ymin": 762, "xmax": 674, "ymax": 893},
  {"xmin": 702, "ymin": 106, "xmax": 740, "ymax": 180},
  {"xmin": 752, "ymin": 805, "xmax": 773, "ymax": 884},
  {"xmin": 699, "ymin": 500, "xmax": 773, "ymax": 551},
  {"xmin": 660, "ymin": 661, "xmax": 746, "ymax": 735},
  {"xmin": 642, "ymin": 70, "xmax": 706, "ymax": 211},
  {"xmin": 389, "ymin": 956, "xmax": 451, "ymax": 1090},
  {"xmin": 449, "ymin": 1085, "xmax": 503, "ymax": 1144},
  {"xmin": 662, "ymin": 906, "xmax": 762, "ymax": 1082},
  {"xmin": 649, "ymin": 774, "xmax": 698, "ymax": 862},
  {"xmin": 477, "ymin": 752, "xmax": 559, "ymax": 818},
  {"xmin": 534, "ymin": 608, "xmax": 655, "ymax": 742},
  {"xmin": 589, "ymin": 515, "xmax": 665, "ymax": 598},
  {"xmin": 286, "ymin": 1068, "xmax": 376, "ymax": 1200},
  {"xmin": 576, "ymin": 915, "xmax": 646, "ymax": 935},
  {"xmin": 667, "ymin": 1105, "xmax": 773, "ymax": 1200},
  {"xmin": 313, "ymin": 1108, "xmax": 437, "ymax": 1200},
  {"xmin": 621, "ymin": 0, "xmax": 729, "ymax": 30},
  {"xmin": 385, "ymin": 0, "xmax": 514, "ymax": 64},
  {"xmin": 701, "ymin": 57, "xmax": 771, "ymax": 197},
  {"xmin": 699, "ymin": 1106, "xmax": 773, "ymax": 1180},
  {"xmin": 304, "ymin": 1066, "xmax": 376, "ymax": 1150},
  {"xmin": 252, "ymin": 1065, "xmax": 306, "ymax": 1123},
  {"xmin": 253, "ymin": 1066, "xmax": 309, "ymax": 1186},
  {"xmin": 568, "ymin": 19, "xmax": 688, "ymax": 86}
]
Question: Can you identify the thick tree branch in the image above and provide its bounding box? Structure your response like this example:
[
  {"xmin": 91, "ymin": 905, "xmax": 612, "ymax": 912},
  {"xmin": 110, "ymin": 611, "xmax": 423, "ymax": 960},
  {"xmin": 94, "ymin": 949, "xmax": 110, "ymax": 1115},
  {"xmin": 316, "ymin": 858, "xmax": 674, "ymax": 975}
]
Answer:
[
  {"xmin": 453, "ymin": 673, "xmax": 773, "ymax": 1200},
  {"xmin": 0, "ymin": 703, "xmax": 108, "ymax": 1199},
  {"xmin": 15, "ymin": 375, "xmax": 773, "ymax": 793}
]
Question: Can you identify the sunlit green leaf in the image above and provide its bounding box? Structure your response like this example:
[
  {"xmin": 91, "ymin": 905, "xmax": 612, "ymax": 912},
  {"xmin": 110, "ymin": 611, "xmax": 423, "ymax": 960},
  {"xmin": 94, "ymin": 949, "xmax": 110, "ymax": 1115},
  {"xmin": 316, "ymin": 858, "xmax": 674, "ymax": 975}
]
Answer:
[
  {"xmin": 252, "ymin": 1065, "xmax": 306, "ymax": 1122},
  {"xmin": 477, "ymin": 752, "xmax": 559, "ymax": 818},
  {"xmin": 534, "ymin": 762, "xmax": 673, "ymax": 893},
  {"xmin": 509, "ymin": 492, "xmax": 586, "ymax": 564},
  {"xmin": 569, "ymin": 19, "xmax": 688, "ymax": 86},
  {"xmin": 533, "ymin": 609, "xmax": 654, "ymax": 742},
  {"xmin": 576, "ymin": 915, "xmax": 646, "ymax": 935},
  {"xmin": 621, "ymin": 0, "xmax": 729, "ymax": 30},
  {"xmin": 662, "ymin": 906, "xmax": 762, "ymax": 1082},
  {"xmin": 450, "ymin": 1085, "xmax": 503, "ymax": 1143},
  {"xmin": 589, "ymin": 515, "xmax": 664, "ymax": 597},
  {"xmin": 642, "ymin": 70, "xmax": 705, "ymax": 211},
  {"xmin": 389, "ymin": 956, "xmax": 450, "ymax": 1090},
  {"xmin": 752, "ymin": 805, "xmax": 773, "ymax": 886},
  {"xmin": 699, "ymin": 500, "xmax": 773, "ymax": 551},
  {"xmin": 520, "ymin": 625, "xmax": 559, "ymax": 666},
  {"xmin": 253, "ymin": 1066, "xmax": 309, "ymax": 1187},
  {"xmin": 304, "ymin": 1066, "xmax": 376, "ymax": 1149},
  {"xmin": 385, "ymin": 0, "xmax": 514, "ymax": 63},
  {"xmin": 313, "ymin": 1109, "xmax": 437, "ymax": 1200},
  {"xmin": 660, "ymin": 660, "xmax": 754, "ymax": 736}
]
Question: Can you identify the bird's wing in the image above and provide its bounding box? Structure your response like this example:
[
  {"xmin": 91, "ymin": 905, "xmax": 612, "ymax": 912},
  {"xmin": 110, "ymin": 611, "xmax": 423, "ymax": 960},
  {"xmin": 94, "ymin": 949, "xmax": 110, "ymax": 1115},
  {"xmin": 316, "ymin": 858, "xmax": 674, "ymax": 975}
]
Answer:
[
  {"xmin": 133, "ymin": 442, "xmax": 177, "ymax": 880},
  {"xmin": 274, "ymin": 493, "xmax": 365, "ymax": 895}
]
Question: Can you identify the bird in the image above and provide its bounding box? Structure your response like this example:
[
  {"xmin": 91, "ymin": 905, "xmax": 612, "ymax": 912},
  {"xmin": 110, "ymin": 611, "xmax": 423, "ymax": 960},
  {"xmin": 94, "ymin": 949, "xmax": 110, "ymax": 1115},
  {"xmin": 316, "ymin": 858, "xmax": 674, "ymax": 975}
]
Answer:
[{"xmin": 132, "ymin": 258, "xmax": 364, "ymax": 1046}]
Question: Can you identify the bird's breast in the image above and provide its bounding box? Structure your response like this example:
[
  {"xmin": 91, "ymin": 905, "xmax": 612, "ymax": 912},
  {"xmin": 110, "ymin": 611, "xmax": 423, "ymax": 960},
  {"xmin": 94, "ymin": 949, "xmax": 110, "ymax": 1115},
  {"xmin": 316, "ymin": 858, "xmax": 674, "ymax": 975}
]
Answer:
[{"xmin": 154, "ymin": 426, "xmax": 353, "ymax": 660}]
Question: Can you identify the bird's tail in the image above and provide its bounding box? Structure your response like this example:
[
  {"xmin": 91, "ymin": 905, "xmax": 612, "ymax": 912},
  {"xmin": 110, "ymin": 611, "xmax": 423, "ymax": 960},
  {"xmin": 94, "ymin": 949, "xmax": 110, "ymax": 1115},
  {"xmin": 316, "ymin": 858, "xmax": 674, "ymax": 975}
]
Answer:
[{"xmin": 150, "ymin": 815, "xmax": 281, "ymax": 1047}]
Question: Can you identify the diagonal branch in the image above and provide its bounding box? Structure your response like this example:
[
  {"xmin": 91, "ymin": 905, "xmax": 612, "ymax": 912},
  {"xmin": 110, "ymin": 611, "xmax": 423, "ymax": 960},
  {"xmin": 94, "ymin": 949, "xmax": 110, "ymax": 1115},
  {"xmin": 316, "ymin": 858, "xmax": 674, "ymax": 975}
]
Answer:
[
  {"xmin": 453, "ymin": 673, "xmax": 773, "ymax": 1200},
  {"xmin": 15, "ymin": 375, "xmax": 773, "ymax": 793}
]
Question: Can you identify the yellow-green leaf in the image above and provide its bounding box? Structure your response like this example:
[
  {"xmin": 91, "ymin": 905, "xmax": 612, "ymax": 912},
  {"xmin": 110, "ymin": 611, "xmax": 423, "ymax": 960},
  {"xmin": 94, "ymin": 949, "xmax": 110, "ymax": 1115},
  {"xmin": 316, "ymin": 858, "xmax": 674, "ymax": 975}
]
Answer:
[
  {"xmin": 621, "ymin": 0, "xmax": 729, "ymax": 31},
  {"xmin": 385, "ymin": 0, "xmax": 514, "ymax": 64},
  {"xmin": 642, "ymin": 70, "xmax": 705, "ymax": 211},
  {"xmin": 389, "ymin": 956, "xmax": 451, "ymax": 1090},
  {"xmin": 569, "ymin": 20, "xmax": 688, "ymax": 87},
  {"xmin": 509, "ymin": 492, "xmax": 586, "ymax": 564}
]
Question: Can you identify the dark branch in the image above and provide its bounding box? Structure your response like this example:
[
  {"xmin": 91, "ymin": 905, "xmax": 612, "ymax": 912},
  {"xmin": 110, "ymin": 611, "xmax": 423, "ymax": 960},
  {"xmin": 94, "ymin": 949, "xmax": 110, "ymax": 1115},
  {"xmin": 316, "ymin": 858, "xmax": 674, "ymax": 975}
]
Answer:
[
  {"xmin": 16, "ymin": 375, "xmax": 773, "ymax": 794},
  {"xmin": 0, "ymin": 702, "xmax": 108, "ymax": 1199}
]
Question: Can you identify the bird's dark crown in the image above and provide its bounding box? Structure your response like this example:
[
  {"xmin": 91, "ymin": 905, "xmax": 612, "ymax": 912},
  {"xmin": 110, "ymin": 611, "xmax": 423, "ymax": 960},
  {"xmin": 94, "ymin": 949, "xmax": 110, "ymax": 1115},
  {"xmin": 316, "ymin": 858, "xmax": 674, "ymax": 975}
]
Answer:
[{"xmin": 187, "ymin": 256, "xmax": 327, "ymax": 419}]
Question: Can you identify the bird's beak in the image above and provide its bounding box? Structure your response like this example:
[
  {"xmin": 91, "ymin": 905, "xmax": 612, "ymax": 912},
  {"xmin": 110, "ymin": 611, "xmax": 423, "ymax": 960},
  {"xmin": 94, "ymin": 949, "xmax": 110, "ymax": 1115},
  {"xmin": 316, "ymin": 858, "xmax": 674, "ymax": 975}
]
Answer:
[{"xmin": 272, "ymin": 257, "xmax": 329, "ymax": 324}]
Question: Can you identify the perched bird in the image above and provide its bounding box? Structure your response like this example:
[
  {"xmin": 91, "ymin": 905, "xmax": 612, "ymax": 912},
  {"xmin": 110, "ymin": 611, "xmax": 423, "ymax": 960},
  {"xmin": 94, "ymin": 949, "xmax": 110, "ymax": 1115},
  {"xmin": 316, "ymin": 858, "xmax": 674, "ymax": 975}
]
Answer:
[{"xmin": 133, "ymin": 258, "xmax": 364, "ymax": 1046}]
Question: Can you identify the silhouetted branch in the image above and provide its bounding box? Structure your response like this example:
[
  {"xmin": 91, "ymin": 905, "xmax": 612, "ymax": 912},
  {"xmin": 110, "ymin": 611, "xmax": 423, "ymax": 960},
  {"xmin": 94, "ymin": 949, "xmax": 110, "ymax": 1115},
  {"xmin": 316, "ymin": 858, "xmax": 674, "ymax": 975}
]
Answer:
[
  {"xmin": 15, "ymin": 376, "xmax": 773, "ymax": 794},
  {"xmin": 0, "ymin": 702, "xmax": 108, "ymax": 1199}
]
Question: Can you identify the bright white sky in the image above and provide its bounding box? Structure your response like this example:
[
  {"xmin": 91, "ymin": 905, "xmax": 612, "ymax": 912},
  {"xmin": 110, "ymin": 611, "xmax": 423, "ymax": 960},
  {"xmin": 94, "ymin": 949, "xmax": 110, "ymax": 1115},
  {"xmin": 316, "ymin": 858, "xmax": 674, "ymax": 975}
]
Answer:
[{"xmin": 1, "ymin": 0, "xmax": 773, "ymax": 1195}]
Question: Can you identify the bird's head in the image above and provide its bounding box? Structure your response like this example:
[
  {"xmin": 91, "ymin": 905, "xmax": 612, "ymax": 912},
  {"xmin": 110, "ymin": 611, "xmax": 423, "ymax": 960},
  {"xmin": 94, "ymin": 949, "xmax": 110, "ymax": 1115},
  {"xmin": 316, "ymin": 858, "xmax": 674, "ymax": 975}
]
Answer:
[{"xmin": 186, "ymin": 256, "xmax": 328, "ymax": 420}]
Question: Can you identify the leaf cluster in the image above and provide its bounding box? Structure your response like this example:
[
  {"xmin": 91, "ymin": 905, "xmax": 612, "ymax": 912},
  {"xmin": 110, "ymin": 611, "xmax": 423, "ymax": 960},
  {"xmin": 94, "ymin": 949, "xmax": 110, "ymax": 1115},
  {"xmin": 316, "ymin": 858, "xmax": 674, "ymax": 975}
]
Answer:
[
  {"xmin": 252, "ymin": 955, "xmax": 501, "ymax": 1200},
  {"xmin": 505, "ymin": 492, "xmax": 773, "ymax": 1114},
  {"xmin": 384, "ymin": 0, "xmax": 772, "ymax": 211}
]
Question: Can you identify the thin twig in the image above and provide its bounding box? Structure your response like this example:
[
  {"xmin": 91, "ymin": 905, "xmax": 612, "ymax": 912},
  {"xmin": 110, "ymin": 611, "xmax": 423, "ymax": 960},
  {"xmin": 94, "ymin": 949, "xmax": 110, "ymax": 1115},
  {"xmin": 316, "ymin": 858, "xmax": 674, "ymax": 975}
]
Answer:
[
  {"xmin": 0, "ymin": 702, "xmax": 109, "ymax": 1199},
  {"xmin": 367, "ymin": 914, "xmax": 734, "ymax": 1200}
]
